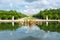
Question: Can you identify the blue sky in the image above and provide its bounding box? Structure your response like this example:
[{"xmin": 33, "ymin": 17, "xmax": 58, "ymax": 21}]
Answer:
[{"xmin": 0, "ymin": 0, "xmax": 60, "ymax": 15}]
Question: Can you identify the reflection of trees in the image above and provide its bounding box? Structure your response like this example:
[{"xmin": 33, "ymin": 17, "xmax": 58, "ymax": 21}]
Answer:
[
  {"xmin": 37, "ymin": 22, "xmax": 60, "ymax": 33},
  {"xmin": 0, "ymin": 23, "xmax": 21, "ymax": 31}
]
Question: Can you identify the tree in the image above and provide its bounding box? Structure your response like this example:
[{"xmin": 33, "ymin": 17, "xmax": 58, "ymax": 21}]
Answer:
[
  {"xmin": 0, "ymin": 10, "xmax": 27, "ymax": 19},
  {"xmin": 33, "ymin": 8, "xmax": 60, "ymax": 19}
]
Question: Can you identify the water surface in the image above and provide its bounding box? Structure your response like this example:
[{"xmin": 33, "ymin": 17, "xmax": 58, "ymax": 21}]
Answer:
[{"xmin": 0, "ymin": 25, "xmax": 60, "ymax": 40}]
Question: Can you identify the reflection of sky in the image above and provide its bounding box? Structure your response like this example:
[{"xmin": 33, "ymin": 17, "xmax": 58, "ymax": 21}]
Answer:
[
  {"xmin": 0, "ymin": 0, "xmax": 60, "ymax": 15},
  {"xmin": 0, "ymin": 26, "xmax": 60, "ymax": 40}
]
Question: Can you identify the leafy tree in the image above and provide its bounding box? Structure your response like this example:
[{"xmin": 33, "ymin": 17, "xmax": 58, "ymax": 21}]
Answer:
[
  {"xmin": 33, "ymin": 8, "xmax": 60, "ymax": 19},
  {"xmin": 0, "ymin": 10, "xmax": 27, "ymax": 19}
]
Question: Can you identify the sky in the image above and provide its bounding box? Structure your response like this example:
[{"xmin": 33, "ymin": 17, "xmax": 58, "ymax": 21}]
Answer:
[{"xmin": 0, "ymin": 0, "xmax": 60, "ymax": 15}]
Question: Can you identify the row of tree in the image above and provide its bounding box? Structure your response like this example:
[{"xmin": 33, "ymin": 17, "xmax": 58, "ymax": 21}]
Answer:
[
  {"xmin": 0, "ymin": 10, "xmax": 27, "ymax": 19},
  {"xmin": 33, "ymin": 8, "xmax": 60, "ymax": 19}
]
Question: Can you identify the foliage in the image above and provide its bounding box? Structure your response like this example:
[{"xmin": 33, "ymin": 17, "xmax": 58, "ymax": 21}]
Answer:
[
  {"xmin": 33, "ymin": 8, "xmax": 60, "ymax": 19},
  {"xmin": 0, "ymin": 10, "xmax": 27, "ymax": 19}
]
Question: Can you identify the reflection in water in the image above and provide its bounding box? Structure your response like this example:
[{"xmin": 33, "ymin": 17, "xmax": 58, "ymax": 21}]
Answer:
[
  {"xmin": 19, "ymin": 25, "xmax": 40, "ymax": 33},
  {"xmin": 37, "ymin": 22, "xmax": 60, "ymax": 33},
  {"xmin": 0, "ymin": 25, "xmax": 60, "ymax": 40},
  {"xmin": 0, "ymin": 23, "xmax": 20, "ymax": 31}
]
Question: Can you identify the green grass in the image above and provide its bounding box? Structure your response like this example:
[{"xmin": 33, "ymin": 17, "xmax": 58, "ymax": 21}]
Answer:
[{"xmin": 21, "ymin": 17, "xmax": 36, "ymax": 20}]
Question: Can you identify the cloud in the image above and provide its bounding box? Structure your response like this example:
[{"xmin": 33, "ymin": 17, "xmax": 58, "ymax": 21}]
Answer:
[
  {"xmin": 0, "ymin": 0, "xmax": 60, "ymax": 15},
  {"xmin": 20, "ymin": 8, "xmax": 40, "ymax": 15},
  {"xmin": 25, "ymin": 0, "xmax": 38, "ymax": 3}
]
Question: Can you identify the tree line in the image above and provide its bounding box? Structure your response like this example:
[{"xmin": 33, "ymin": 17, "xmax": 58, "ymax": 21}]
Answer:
[
  {"xmin": 0, "ymin": 10, "xmax": 27, "ymax": 19},
  {"xmin": 33, "ymin": 8, "xmax": 60, "ymax": 19}
]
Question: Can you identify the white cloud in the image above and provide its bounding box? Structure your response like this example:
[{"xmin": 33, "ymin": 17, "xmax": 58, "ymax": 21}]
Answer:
[
  {"xmin": 10, "ymin": 3, "xmax": 13, "ymax": 8},
  {"xmin": 25, "ymin": 5, "xmax": 29, "ymax": 8},
  {"xmin": 20, "ymin": 8, "xmax": 40, "ymax": 15},
  {"xmin": 23, "ymin": 10, "xmax": 28, "ymax": 12},
  {"xmin": 0, "ymin": 0, "xmax": 60, "ymax": 15},
  {"xmin": 41, "ymin": 0, "xmax": 50, "ymax": 5}
]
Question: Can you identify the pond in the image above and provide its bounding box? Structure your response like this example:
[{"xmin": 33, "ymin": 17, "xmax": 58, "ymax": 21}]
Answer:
[{"xmin": 0, "ymin": 23, "xmax": 60, "ymax": 40}]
